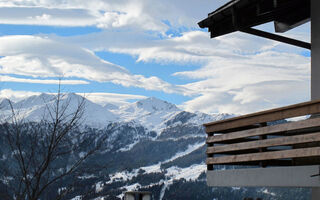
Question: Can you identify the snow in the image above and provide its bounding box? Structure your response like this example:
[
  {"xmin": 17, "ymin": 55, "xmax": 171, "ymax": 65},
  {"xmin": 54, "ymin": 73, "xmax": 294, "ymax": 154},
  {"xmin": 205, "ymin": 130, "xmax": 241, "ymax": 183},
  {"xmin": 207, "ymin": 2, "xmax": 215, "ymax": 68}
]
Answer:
[
  {"xmin": 167, "ymin": 164, "xmax": 206, "ymax": 183},
  {"xmin": 78, "ymin": 152, "xmax": 86, "ymax": 158},
  {"xmin": 260, "ymin": 188, "xmax": 276, "ymax": 196},
  {"xmin": 120, "ymin": 183, "xmax": 141, "ymax": 191},
  {"xmin": 93, "ymin": 197, "xmax": 106, "ymax": 200},
  {"xmin": 104, "ymin": 140, "xmax": 205, "ymax": 193},
  {"xmin": 113, "ymin": 97, "xmax": 182, "ymax": 134},
  {"xmin": 158, "ymin": 135, "xmax": 206, "ymax": 142},
  {"xmin": 78, "ymin": 174, "xmax": 96, "ymax": 180},
  {"xmin": 103, "ymin": 103, "xmax": 118, "ymax": 110},
  {"xmin": 139, "ymin": 141, "xmax": 204, "ymax": 175},
  {"xmin": 117, "ymin": 139, "xmax": 140, "ymax": 152},
  {"xmin": 158, "ymin": 163, "xmax": 206, "ymax": 200},
  {"xmin": 95, "ymin": 181, "xmax": 104, "ymax": 193},
  {"xmin": 162, "ymin": 142, "xmax": 204, "ymax": 163},
  {"xmin": 105, "ymin": 170, "xmax": 139, "ymax": 184},
  {"xmin": 0, "ymin": 176, "xmax": 13, "ymax": 185},
  {"xmin": 141, "ymin": 164, "xmax": 162, "ymax": 174},
  {"xmin": 0, "ymin": 154, "xmax": 7, "ymax": 161},
  {"xmin": 105, "ymin": 140, "xmax": 206, "ymax": 200},
  {"xmin": 159, "ymin": 182, "xmax": 169, "ymax": 200},
  {"xmin": 70, "ymin": 195, "xmax": 82, "ymax": 200}
]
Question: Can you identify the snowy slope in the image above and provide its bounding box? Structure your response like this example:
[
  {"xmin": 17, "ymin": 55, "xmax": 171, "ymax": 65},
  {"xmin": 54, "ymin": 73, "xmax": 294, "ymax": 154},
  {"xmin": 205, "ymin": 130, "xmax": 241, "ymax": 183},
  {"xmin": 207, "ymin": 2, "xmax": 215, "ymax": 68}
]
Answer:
[{"xmin": 113, "ymin": 97, "xmax": 182, "ymax": 134}]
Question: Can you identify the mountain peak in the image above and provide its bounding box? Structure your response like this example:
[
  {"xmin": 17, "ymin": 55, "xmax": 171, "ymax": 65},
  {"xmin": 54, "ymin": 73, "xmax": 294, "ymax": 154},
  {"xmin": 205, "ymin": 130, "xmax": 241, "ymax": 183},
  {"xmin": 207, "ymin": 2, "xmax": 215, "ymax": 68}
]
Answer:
[
  {"xmin": 135, "ymin": 97, "xmax": 179, "ymax": 112},
  {"xmin": 0, "ymin": 98, "xmax": 11, "ymax": 109},
  {"xmin": 14, "ymin": 93, "xmax": 55, "ymax": 109},
  {"xmin": 63, "ymin": 92, "xmax": 83, "ymax": 100}
]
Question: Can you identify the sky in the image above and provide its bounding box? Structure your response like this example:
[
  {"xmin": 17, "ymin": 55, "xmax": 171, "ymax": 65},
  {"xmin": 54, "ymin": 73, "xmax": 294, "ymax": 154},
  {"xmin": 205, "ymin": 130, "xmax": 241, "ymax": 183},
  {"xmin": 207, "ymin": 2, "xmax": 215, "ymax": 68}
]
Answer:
[{"xmin": 0, "ymin": 0, "xmax": 311, "ymax": 115}]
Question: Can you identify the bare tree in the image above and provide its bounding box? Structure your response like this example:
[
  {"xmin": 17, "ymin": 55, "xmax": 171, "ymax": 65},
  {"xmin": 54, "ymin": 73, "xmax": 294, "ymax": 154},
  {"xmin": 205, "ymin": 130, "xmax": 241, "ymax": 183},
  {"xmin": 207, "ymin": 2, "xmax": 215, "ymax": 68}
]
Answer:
[{"xmin": 0, "ymin": 88, "xmax": 106, "ymax": 200}]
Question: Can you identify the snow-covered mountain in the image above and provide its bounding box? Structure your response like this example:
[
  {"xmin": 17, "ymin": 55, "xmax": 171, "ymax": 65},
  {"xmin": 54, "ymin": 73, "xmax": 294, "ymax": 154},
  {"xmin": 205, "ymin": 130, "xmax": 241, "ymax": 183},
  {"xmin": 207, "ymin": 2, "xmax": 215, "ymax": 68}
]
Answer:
[
  {"xmin": 115, "ymin": 97, "xmax": 182, "ymax": 134},
  {"xmin": 1, "ymin": 93, "xmax": 118, "ymax": 126},
  {"xmin": 0, "ymin": 93, "xmax": 227, "ymax": 134}
]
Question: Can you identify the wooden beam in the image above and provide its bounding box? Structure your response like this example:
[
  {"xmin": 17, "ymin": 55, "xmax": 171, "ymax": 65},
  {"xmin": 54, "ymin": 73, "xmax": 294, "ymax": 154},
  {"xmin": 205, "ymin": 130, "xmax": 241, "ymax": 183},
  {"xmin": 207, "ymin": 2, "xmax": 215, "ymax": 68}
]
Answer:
[
  {"xmin": 207, "ymin": 147, "xmax": 320, "ymax": 165},
  {"xmin": 240, "ymin": 28, "xmax": 311, "ymax": 49},
  {"xmin": 206, "ymin": 117, "xmax": 320, "ymax": 143},
  {"xmin": 204, "ymin": 99, "xmax": 320, "ymax": 133},
  {"xmin": 207, "ymin": 132, "xmax": 320, "ymax": 154}
]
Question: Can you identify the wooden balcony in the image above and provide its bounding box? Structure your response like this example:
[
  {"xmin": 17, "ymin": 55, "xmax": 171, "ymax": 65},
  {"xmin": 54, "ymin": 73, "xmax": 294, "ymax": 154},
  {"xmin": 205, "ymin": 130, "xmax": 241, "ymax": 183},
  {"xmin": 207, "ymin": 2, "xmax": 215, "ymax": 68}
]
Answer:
[{"xmin": 204, "ymin": 99, "xmax": 320, "ymax": 171}]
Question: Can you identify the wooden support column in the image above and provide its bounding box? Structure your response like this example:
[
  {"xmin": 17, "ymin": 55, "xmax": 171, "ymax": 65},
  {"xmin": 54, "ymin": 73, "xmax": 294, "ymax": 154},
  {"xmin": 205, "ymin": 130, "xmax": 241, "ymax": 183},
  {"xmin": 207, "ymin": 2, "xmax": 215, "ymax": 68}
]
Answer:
[
  {"xmin": 311, "ymin": 0, "xmax": 320, "ymax": 197},
  {"xmin": 311, "ymin": 0, "xmax": 320, "ymax": 101}
]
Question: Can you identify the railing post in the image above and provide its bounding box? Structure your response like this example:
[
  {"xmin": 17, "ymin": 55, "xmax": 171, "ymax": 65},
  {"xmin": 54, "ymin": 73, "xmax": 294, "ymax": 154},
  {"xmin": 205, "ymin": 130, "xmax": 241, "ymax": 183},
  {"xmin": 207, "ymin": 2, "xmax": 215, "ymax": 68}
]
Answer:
[
  {"xmin": 207, "ymin": 132, "xmax": 214, "ymax": 171},
  {"xmin": 259, "ymin": 123, "xmax": 268, "ymax": 167}
]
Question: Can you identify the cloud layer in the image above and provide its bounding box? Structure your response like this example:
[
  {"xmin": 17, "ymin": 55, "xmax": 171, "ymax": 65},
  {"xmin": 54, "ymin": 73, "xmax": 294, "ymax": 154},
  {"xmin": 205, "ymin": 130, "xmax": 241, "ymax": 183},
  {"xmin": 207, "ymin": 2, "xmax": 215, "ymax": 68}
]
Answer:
[
  {"xmin": 0, "ymin": 0, "xmax": 227, "ymax": 32},
  {"xmin": 0, "ymin": 0, "xmax": 311, "ymax": 115},
  {"xmin": 0, "ymin": 35, "xmax": 184, "ymax": 94},
  {"xmin": 70, "ymin": 29, "xmax": 310, "ymax": 114},
  {"xmin": 0, "ymin": 89, "xmax": 146, "ymax": 107}
]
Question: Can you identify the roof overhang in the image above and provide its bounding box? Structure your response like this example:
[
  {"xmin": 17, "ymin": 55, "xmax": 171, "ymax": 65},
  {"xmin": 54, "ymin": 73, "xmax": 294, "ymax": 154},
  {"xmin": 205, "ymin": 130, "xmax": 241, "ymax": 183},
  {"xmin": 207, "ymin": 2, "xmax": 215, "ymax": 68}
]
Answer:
[{"xmin": 198, "ymin": 0, "xmax": 310, "ymax": 49}]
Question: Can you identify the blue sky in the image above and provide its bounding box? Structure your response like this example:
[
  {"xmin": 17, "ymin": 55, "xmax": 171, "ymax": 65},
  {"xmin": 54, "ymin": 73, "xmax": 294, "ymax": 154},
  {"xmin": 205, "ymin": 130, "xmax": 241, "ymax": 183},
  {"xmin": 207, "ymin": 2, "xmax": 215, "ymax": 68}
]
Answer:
[{"xmin": 0, "ymin": 0, "xmax": 311, "ymax": 114}]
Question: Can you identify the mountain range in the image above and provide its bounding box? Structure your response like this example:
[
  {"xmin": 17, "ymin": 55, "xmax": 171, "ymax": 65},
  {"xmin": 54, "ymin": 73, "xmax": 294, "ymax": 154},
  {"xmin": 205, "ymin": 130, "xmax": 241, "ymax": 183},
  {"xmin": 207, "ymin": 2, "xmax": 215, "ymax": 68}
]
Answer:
[
  {"xmin": 0, "ymin": 93, "xmax": 227, "ymax": 132},
  {"xmin": 0, "ymin": 93, "xmax": 309, "ymax": 200}
]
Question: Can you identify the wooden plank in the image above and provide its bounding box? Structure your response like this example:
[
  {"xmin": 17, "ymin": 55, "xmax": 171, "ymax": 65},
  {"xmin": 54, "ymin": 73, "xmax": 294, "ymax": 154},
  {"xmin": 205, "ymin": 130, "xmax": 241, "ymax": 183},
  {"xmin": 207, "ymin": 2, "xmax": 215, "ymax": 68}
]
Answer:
[
  {"xmin": 212, "ymin": 159, "xmax": 293, "ymax": 166},
  {"xmin": 204, "ymin": 99, "xmax": 320, "ymax": 133},
  {"xmin": 214, "ymin": 124, "xmax": 265, "ymax": 134},
  {"xmin": 206, "ymin": 147, "xmax": 320, "ymax": 164},
  {"xmin": 206, "ymin": 117, "xmax": 320, "ymax": 143},
  {"xmin": 207, "ymin": 132, "xmax": 320, "ymax": 154},
  {"xmin": 211, "ymin": 138, "xmax": 259, "ymax": 144}
]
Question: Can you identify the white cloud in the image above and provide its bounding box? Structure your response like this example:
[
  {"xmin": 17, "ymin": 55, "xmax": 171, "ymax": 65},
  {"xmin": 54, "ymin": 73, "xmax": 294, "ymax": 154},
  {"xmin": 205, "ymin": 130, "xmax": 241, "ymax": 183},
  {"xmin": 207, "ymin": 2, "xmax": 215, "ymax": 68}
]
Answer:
[
  {"xmin": 71, "ymin": 28, "xmax": 311, "ymax": 113},
  {"xmin": 0, "ymin": 0, "xmax": 228, "ymax": 31},
  {"xmin": 0, "ymin": 89, "xmax": 41, "ymax": 102},
  {"xmin": 73, "ymin": 29, "xmax": 310, "ymax": 114},
  {"xmin": 0, "ymin": 89, "xmax": 146, "ymax": 107},
  {"xmin": 0, "ymin": 35, "xmax": 183, "ymax": 94},
  {"xmin": 0, "ymin": 75, "xmax": 89, "ymax": 85},
  {"xmin": 72, "ymin": 29, "xmax": 308, "ymax": 65},
  {"xmin": 0, "ymin": 28, "xmax": 311, "ymax": 114},
  {"xmin": 0, "ymin": 7, "xmax": 97, "ymax": 26},
  {"xmin": 180, "ymin": 80, "xmax": 309, "ymax": 114},
  {"xmin": 78, "ymin": 92, "xmax": 146, "ymax": 106}
]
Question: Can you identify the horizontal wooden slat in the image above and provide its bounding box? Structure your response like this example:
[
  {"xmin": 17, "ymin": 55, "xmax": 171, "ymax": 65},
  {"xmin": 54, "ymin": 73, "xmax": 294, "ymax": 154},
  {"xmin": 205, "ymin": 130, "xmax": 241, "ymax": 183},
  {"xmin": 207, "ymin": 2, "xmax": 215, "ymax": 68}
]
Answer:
[
  {"xmin": 204, "ymin": 99, "xmax": 320, "ymax": 133},
  {"xmin": 206, "ymin": 147, "xmax": 320, "ymax": 165},
  {"xmin": 207, "ymin": 132, "xmax": 320, "ymax": 154},
  {"xmin": 208, "ymin": 149, "xmax": 271, "ymax": 155},
  {"xmin": 213, "ymin": 160, "xmax": 293, "ymax": 166},
  {"xmin": 210, "ymin": 138, "xmax": 259, "ymax": 144},
  {"xmin": 207, "ymin": 117, "xmax": 320, "ymax": 143}
]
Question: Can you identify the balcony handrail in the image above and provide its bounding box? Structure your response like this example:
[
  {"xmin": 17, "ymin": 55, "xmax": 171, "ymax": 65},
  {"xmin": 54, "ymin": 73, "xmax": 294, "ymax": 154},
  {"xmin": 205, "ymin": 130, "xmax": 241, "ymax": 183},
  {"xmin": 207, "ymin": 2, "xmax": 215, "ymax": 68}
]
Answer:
[
  {"xmin": 204, "ymin": 100, "xmax": 320, "ymax": 170},
  {"xmin": 204, "ymin": 99, "xmax": 320, "ymax": 133}
]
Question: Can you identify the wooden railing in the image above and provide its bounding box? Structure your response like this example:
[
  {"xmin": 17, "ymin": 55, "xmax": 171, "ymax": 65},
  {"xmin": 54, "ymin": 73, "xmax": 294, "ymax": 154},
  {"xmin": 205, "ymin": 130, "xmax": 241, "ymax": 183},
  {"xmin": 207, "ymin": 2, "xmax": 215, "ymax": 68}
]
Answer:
[{"xmin": 204, "ymin": 99, "xmax": 320, "ymax": 171}]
